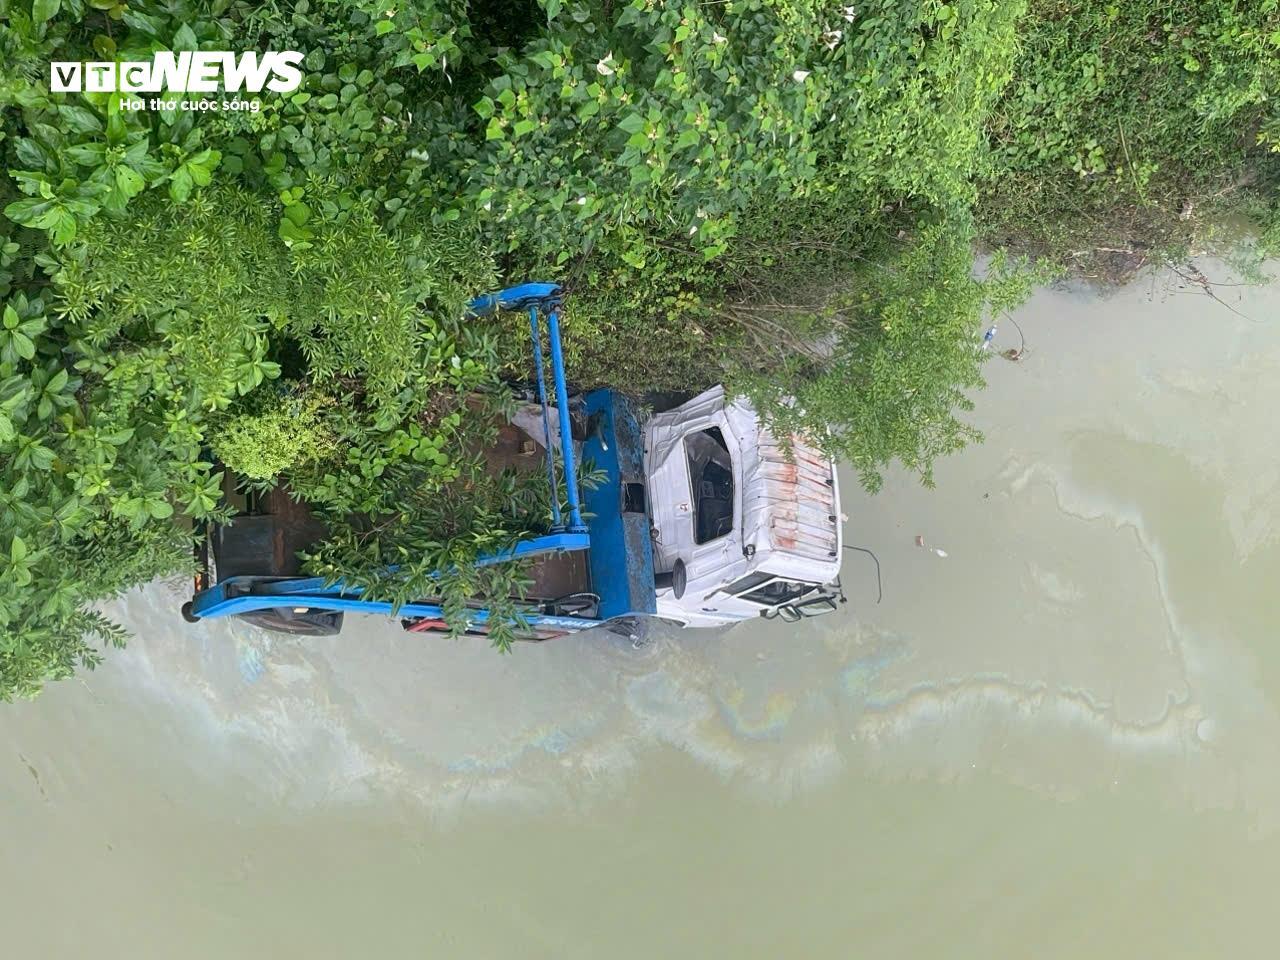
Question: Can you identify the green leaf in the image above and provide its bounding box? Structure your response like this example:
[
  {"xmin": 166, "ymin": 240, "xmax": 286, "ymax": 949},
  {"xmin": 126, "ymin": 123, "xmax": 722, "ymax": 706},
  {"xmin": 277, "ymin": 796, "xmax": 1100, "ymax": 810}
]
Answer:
[
  {"xmin": 10, "ymin": 535, "xmax": 26, "ymax": 563},
  {"xmin": 168, "ymin": 150, "xmax": 218, "ymax": 203},
  {"xmin": 59, "ymin": 106, "xmax": 104, "ymax": 135},
  {"xmin": 618, "ymin": 113, "xmax": 645, "ymax": 135},
  {"xmin": 49, "ymin": 209, "xmax": 78, "ymax": 245},
  {"xmin": 65, "ymin": 142, "xmax": 108, "ymax": 166},
  {"xmin": 283, "ymin": 201, "xmax": 311, "ymax": 226},
  {"xmin": 115, "ymin": 165, "xmax": 146, "ymax": 199},
  {"xmin": 169, "ymin": 169, "xmax": 193, "ymax": 203},
  {"xmin": 28, "ymin": 442, "xmax": 55, "ymax": 470},
  {"xmin": 147, "ymin": 500, "xmax": 174, "ymax": 519},
  {"xmin": 172, "ymin": 23, "xmax": 198, "ymax": 53},
  {"xmin": 32, "ymin": 0, "xmax": 60, "ymax": 23},
  {"xmin": 104, "ymin": 427, "xmax": 134, "ymax": 445},
  {"xmin": 278, "ymin": 216, "xmax": 315, "ymax": 247},
  {"xmin": 4, "ymin": 197, "xmax": 55, "ymax": 228},
  {"xmin": 12, "ymin": 331, "xmax": 35, "ymax": 360},
  {"xmin": 513, "ymin": 119, "xmax": 537, "ymax": 138},
  {"xmin": 187, "ymin": 149, "xmax": 219, "ymax": 185},
  {"xmin": 375, "ymin": 18, "xmax": 395, "ymax": 36}
]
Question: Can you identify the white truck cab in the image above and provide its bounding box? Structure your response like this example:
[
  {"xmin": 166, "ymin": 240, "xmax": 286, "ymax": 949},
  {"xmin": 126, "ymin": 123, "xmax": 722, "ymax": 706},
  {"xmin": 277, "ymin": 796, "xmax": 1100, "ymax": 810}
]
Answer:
[{"xmin": 644, "ymin": 386, "xmax": 843, "ymax": 628}]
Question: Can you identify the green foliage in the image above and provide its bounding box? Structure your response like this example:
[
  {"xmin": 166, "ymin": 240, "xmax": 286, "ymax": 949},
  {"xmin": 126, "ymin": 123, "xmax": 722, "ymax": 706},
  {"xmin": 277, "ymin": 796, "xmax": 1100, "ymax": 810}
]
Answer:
[
  {"xmin": 3, "ymin": 25, "xmax": 223, "ymax": 243},
  {"xmin": 5, "ymin": 0, "xmax": 1276, "ymax": 698},
  {"xmin": 982, "ymin": 0, "xmax": 1280, "ymax": 275},
  {"xmin": 211, "ymin": 387, "xmax": 334, "ymax": 481},
  {"xmin": 734, "ymin": 221, "xmax": 1035, "ymax": 491},
  {"xmin": 302, "ymin": 440, "xmax": 545, "ymax": 654}
]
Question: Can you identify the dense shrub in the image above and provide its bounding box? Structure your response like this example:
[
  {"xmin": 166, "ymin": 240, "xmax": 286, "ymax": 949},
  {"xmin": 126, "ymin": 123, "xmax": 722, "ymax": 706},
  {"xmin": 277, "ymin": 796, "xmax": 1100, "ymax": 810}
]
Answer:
[
  {"xmin": 981, "ymin": 0, "xmax": 1280, "ymax": 276},
  {"xmin": 210, "ymin": 387, "xmax": 334, "ymax": 481}
]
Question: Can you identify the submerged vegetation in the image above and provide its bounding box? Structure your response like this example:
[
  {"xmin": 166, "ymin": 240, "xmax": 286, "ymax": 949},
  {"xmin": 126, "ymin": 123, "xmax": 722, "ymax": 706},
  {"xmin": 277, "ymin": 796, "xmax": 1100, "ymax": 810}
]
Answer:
[{"xmin": 1, "ymin": 0, "xmax": 1277, "ymax": 697}]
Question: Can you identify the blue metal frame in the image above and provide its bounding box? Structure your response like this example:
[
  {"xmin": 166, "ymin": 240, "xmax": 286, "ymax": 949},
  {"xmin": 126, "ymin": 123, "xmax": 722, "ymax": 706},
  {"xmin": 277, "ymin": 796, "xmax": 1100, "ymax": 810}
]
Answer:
[
  {"xmin": 526, "ymin": 306, "xmax": 562, "ymax": 530},
  {"xmin": 544, "ymin": 304, "xmax": 586, "ymax": 533},
  {"xmin": 466, "ymin": 282, "xmax": 561, "ymax": 317},
  {"xmin": 582, "ymin": 390, "xmax": 658, "ymax": 619},
  {"xmin": 190, "ymin": 282, "xmax": 607, "ymax": 631},
  {"xmin": 468, "ymin": 282, "xmax": 585, "ymax": 534},
  {"xmin": 190, "ymin": 592, "xmax": 592, "ymax": 634},
  {"xmin": 192, "ymin": 533, "xmax": 591, "ymax": 624}
]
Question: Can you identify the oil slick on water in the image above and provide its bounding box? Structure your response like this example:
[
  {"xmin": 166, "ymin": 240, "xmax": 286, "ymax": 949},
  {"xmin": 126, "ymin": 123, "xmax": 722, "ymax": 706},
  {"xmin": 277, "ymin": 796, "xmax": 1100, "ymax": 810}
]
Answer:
[{"xmin": 7, "ymin": 264, "xmax": 1272, "ymax": 827}]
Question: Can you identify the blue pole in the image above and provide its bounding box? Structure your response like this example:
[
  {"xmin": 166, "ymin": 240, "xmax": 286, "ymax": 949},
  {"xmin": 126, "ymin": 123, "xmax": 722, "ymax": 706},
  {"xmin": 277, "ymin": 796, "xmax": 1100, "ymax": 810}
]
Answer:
[
  {"xmin": 544, "ymin": 305, "xmax": 586, "ymax": 533},
  {"xmin": 527, "ymin": 305, "xmax": 562, "ymax": 530}
]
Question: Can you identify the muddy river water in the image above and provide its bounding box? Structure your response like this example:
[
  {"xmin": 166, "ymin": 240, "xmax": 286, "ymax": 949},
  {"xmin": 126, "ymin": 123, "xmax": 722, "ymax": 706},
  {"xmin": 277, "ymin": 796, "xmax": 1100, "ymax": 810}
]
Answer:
[{"xmin": 3, "ymin": 264, "xmax": 1279, "ymax": 958}]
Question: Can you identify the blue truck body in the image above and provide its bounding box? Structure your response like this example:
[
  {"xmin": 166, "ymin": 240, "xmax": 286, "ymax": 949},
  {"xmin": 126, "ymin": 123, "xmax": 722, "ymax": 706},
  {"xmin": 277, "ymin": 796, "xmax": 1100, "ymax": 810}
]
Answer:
[{"xmin": 185, "ymin": 283, "xmax": 657, "ymax": 640}]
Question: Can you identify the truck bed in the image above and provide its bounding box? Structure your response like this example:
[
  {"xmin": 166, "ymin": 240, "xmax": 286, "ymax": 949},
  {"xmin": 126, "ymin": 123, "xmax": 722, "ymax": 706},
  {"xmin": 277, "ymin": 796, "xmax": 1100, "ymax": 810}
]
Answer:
[{"xmin": 210, "ymin": 415, "xmax": 597, "ymax": 603}]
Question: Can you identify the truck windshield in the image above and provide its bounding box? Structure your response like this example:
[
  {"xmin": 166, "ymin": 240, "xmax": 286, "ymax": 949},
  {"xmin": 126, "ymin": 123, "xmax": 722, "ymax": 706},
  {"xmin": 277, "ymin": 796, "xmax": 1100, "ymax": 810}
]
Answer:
[
  {"xmin": 736, "ymin": 577, "xmax": 814, "ymax": 608},
  {"xmin": 685, "ymin": 427, "xmax": 734, "ymax": 544}
]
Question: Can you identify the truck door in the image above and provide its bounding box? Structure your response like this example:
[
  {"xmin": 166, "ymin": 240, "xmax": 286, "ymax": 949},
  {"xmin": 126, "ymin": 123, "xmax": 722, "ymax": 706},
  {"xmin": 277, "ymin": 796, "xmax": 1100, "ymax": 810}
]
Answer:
[
  {"xmin": 646, "ymin": 388, "xmax": 749, "ymax": 619},
  {"xmin": 686, "ymin": 424, "xmax": 737, "ymax": 560},
  {"xmin": 682, "ymin": 425, "xmax": 738, "ymax": 582}
]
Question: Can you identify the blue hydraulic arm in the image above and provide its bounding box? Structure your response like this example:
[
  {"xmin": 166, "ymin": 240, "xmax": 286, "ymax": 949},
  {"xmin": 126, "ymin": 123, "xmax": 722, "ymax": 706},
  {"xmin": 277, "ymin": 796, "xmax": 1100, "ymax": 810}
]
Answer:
[
  {"xmin": 466, "ymin": 282, "xmax": 586, "ymax": 534},
  {"xmin": 544, "ymin": 303, "xmax": 586, "ymax": 533},
  {"xmin": 526, "ymin": 305, "xmax": 562, "ymax": 530}
]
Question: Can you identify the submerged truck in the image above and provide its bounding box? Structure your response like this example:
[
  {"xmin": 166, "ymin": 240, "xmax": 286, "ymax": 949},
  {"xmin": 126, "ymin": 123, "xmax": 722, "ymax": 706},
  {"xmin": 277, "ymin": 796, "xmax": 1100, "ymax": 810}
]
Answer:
[{"xmin": 183, "ymin": 283, "xmax": 845, "ymax": 640}]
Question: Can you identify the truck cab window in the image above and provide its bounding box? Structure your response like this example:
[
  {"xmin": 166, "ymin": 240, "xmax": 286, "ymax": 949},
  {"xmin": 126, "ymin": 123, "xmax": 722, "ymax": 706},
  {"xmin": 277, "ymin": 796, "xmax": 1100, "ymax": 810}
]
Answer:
[
  {"xmin": 739, "ymin": 578, "xmax": 813, "ymax": 608},
  {"xmin": 684, "ymin": 427, "xmax": 734, "ymax": 544},
  {"xmin": 724, "ymin": 571, "xmax": 773, "ymax": 596}
]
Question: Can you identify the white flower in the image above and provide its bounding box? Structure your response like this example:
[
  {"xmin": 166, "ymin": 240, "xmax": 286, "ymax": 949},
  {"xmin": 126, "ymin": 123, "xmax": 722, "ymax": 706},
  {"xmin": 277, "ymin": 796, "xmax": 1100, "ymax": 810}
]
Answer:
[
  {"xmin": 576, "ymin": 196, "xmax": 588, "ymax": 205},
  {"xmin": 689, "ymin": 225, "xmax": 698, "ymax": 236},
  {"xmin": 595, "ymin": 53, "xmax": 615, "ymax": 76},
  {"xmin": 712, "ymin": 31, "xmax": 727, "ymax": 44},
  {"xmin": 842, "ymin": 5, "xmax": 856, "ymax": 22},
  {"xmin": 792, "ymin": 69, "xmax": 810, "ymax": 82},
  {"xmin": 822, "ymin": 28, "xmax": 843, "ymax": 50}
]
